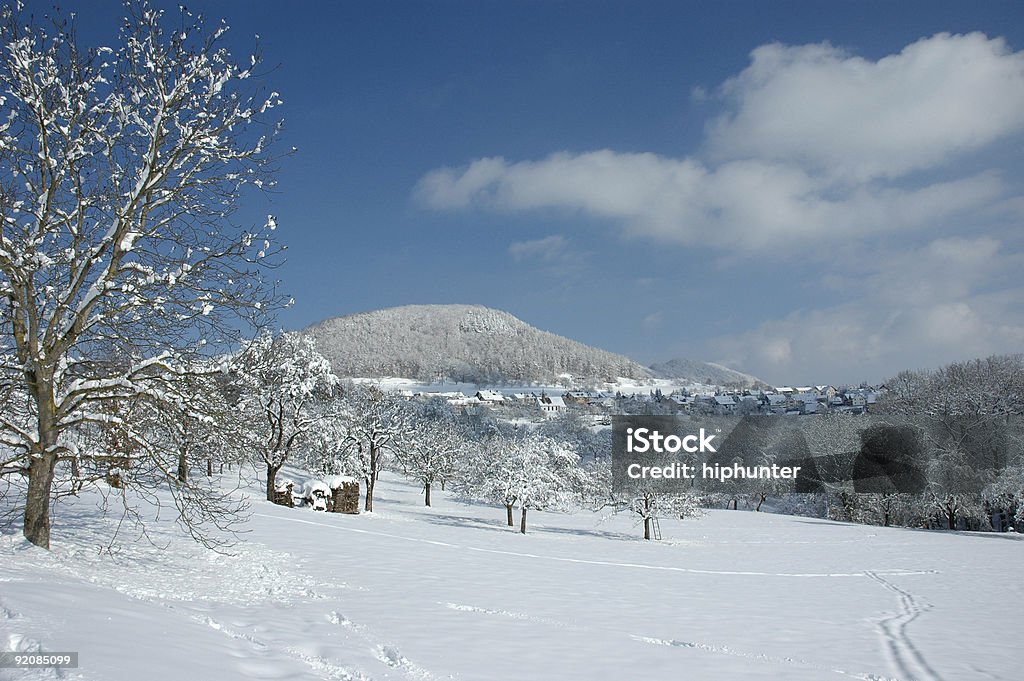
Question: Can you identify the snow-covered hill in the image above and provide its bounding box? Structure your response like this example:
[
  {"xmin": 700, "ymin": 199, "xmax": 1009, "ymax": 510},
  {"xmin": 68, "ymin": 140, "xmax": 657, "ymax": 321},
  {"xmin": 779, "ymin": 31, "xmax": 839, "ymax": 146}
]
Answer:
[
  {"xmin": 305, "ymin": 304, "xmax": 655, "ymax": 385},
  {"xmin": 304, "ymin": 304, "xmax": 766, "ymax": 388},
  {"xmin": 649, "ymin": 357, "xmax": 763, "ymax": 388},
  {"xmin": 2, "ymin": 472, "xmax": 1021, "ymax": 681}
]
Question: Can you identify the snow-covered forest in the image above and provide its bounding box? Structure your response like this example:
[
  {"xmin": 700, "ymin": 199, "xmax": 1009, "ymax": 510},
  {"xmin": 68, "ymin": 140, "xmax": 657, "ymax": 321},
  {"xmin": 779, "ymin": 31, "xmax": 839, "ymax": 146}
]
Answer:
[{"xmin": 306, "ymin": 304, "xmax": 656, "ymax": 385}]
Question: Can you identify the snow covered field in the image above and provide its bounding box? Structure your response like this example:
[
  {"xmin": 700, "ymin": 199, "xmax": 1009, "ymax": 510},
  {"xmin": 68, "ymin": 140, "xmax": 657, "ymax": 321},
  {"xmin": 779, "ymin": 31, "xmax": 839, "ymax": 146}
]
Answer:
[{"xmin": 2, "ymin": 473, "xmax": 1021, "ymax": 681}]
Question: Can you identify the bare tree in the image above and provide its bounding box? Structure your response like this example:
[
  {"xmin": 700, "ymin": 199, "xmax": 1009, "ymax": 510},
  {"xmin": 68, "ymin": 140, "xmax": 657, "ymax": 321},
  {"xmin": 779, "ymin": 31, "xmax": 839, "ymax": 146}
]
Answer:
[
  {"xmin": 394, "ymin": 404, "xmax": 466, "ymax": 507},
  {"xmin": 233, "ymin": 333, "xmax": 338, "ymax": 501},
  {"xmin": 459, "ymin": 433, "xmax": 520, "ymax": 526},
  {"xmin": 462, "ymin": 430, "xmax": 587, "ymax": 534},
  {"xmin": 0, "ymin": 2, "xmax": 285, "ymax": 547},
  {"xmin": 342, "ymin": 385, "xmax": 410, "ymax": 512}
]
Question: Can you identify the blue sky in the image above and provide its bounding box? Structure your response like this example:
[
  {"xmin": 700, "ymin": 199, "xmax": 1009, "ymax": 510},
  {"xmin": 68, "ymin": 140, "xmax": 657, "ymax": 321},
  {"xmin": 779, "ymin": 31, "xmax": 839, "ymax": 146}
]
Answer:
[{"xmin": 56, "ymin": 1, "xmax": 1024, "ymax": 385}]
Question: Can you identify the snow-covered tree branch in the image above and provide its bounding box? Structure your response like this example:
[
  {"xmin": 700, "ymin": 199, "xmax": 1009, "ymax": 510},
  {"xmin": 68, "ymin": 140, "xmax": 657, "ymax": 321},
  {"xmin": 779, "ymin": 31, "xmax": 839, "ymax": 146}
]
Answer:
[{"xmin": 0, "ymin": 1, "xmax": 287, "ymax": 547}]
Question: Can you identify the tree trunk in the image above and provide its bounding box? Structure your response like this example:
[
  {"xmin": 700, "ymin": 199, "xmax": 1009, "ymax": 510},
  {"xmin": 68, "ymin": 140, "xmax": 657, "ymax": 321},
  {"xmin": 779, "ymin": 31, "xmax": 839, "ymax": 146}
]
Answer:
[
  {"xmin": 24, "ymin": 452, "xmax": 58, "ymax": 548},
  {"xmin": 70, "ymin": 456, "xmax": 80, "ymax": 479},
  {"xmin": 365, "ymin": 476, "xmax": 374, "ymax": 512},
  {"xmin": 520, "ymin": 506, "xmax": 528, "ymax": 534},
  {"xmin": 24, "ymin": 383, "xmax": 59, "ymax": 549},
  {"xmin": 643, "ymin": 516, "xmax": 651, "ymax": 540},
  {"xmin": 756, "ymin": 492, "xmax": 766, "ymax": 512},
  {"xmin": 506, "ymin": 503, "xmax": 515, "ymax": 526},
  {"xmin": 207, "ymin": 458, "xmax": 213, "ymax": 477},
  {"xmin": 366, "ymin": 443, "xmax": 379, "ymax": 512},
  {"xmin": 424, "ymin": 482, "xmax": 431, "ymax": 507},
  {"xmin": 266, "ymin": 463, "xmax": 280, "ymax": 502},
  {"xmin": 177, "ymin": 449, "xmax": 188, "ymax": 483}
]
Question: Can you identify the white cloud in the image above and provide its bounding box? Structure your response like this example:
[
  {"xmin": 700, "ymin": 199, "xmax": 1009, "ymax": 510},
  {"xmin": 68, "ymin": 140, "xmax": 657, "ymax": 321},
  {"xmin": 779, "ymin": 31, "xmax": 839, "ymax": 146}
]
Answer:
[
  {"xmin": 642, "ymin": 311, "xmax": 664, "ymax": 330},
  {"xmin": 416, "ymin": 156, "xmax": 509, "ymax": 209},
  {"xmin": 416, "ymin": 151, "xmax": 1004, "ymax": 249},
  {"xmin": 709, "ymin": 237, "xmax": 1024, "ymax": 384},
  {"xmin": 508, "ymin": 235, "xmax": 570, "ymax": 262},
  {"xmin": 415, "ymin": 33, "xmax": 1023, "ymax": 251},
  {"xmin": 706, "ymin": 33, "xmax": 1024, "ymax": 181}
]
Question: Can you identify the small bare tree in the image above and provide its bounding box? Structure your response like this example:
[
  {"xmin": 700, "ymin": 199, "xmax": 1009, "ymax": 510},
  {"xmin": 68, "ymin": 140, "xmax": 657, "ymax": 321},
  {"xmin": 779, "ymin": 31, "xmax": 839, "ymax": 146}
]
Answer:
[
  {"xmin": 394, "ymin": 400, "xmax": 466, "ymax": 506},
  {"xmin": 232, "ymin": 333, "xmax": 338, "ymax": 501},
  {"xmin": 341, "ymin": 385, "xmax": 410, "ymax": 512}
]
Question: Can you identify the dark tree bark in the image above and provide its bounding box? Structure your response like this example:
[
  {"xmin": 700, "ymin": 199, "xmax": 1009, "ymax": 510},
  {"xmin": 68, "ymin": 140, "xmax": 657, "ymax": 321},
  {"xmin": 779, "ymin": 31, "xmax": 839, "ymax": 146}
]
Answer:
[
  {"xmin": 24, "ymin": 380, "xmax": 59, "ymax": 548},
  {"xmin": 266, "ymin": 463, "xmax": 281, "ymax": 502},
  {"xmin": 520, "ymin": 506, "xmax": 528, "ymax": 534},
  {"xmin": 506, "ymin": 503, "xmax": 515, "ymax": 526},
  {"xmin": 364, "ymin": 475, "xmax": 374, "ymax": 512},
  {"xmin": 178, "ymin": 449, "xmax": 189, "ymax": 483},
  {"xmin": 25, "ymin": 453, "xmax": 58, "ymax": 548},
  {"xmin": 365, "ymin": 442, "xmax": 381, "ymax": 512},
  {"xmin": 424, "ymin": 482, "xmax": 432, "ymax": 507}
]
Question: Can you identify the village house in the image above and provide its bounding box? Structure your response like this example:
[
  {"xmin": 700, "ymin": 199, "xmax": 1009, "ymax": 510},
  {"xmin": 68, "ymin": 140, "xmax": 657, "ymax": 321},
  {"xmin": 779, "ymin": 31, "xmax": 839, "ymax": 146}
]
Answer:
[{"xmin": 537, "ymin": 394, "xmax": 566, "ymax": 414}]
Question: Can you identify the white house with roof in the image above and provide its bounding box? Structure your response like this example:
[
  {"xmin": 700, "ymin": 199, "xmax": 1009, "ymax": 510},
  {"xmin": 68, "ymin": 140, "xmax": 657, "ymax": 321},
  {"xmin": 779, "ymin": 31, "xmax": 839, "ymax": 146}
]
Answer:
[
  {"xmin": 737, "ymin": 395, "xmax": 761, "ymax": 411},
  {"xmin": 815, "ymin": 385, "xmax": 838, "ymax": 400},
  {"xmin": 713, "ymin": 395, "xmax": 736, "ymax": 413},
  {"xmin": 766, "ymin": 393, "xmax": 790, "ymax": 413},
  {"xmin": 794, "ymin": 392, "xmax": 819, "ymax": 413},
  {"xmin": 537, "ymin": 394, "xmax": 566, "ymax": 414}
]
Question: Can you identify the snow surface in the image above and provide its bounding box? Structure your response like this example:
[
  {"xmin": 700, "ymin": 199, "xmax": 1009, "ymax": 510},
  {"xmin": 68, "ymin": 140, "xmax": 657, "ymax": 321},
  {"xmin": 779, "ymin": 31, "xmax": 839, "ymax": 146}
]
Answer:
[{"xmin": 2, "ymin": 472, "xmax": 1022, "ymax": 681}]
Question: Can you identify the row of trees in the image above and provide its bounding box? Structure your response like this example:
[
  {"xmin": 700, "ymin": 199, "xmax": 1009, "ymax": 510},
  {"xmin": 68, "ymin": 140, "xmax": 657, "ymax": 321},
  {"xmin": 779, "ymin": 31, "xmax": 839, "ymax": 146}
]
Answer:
[
  {"xmin": 256, "ymin": 351, "xmax": 698, "ymax": 538},
  {"xmin": 865, "ymin": 355, "xmax": 1024, "ymax": 530},
  {"xmin": 696, "ymin": 356, "xmax": 1024, "ymax": 531}
]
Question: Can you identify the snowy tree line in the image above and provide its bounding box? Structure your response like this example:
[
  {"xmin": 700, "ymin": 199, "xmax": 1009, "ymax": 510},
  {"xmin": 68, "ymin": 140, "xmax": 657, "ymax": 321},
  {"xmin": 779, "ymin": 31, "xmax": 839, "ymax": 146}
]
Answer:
[
  {"xmin": 697, "ymin": 355, "xmax": 1024, "ymax": 532},
  {"xmin": 285, "ymin": 371, "xmax": 698, "ymax": 538},
  {"xmin": 17, "ymin": 299, "xmax": 1020, "ymax": 549},
  {"xmin": 858, "ymin": 354, "xmax": 1024, "ymax": 531}
]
